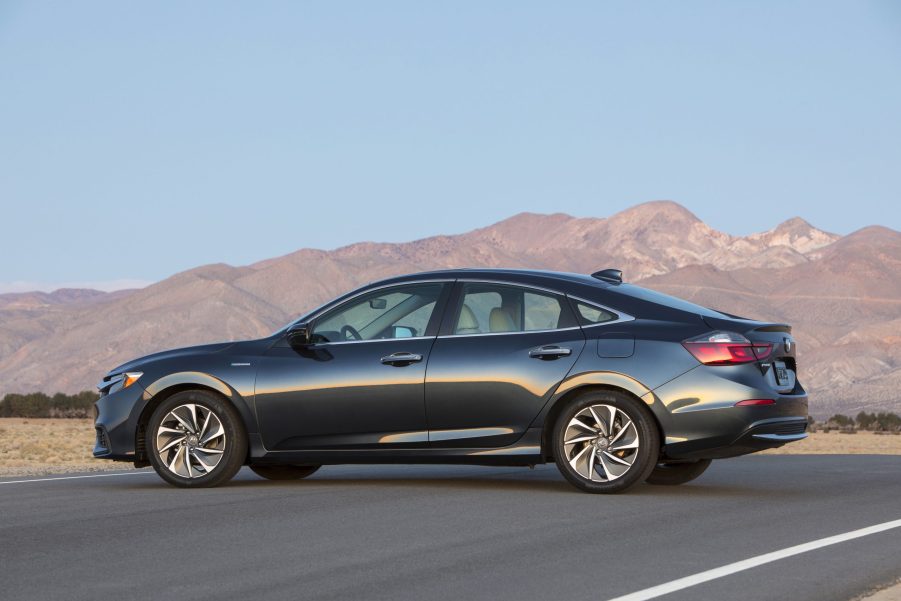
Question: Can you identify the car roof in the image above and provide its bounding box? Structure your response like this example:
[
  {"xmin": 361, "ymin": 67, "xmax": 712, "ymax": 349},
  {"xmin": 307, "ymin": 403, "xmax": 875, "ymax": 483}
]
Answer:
[
  {"xmin": 370, "ymin": 268, "xmax": 613, "ymax": 292},
  {"xmin": 282, "ymin": 267, "xmax": 728, "ymax": 331}
]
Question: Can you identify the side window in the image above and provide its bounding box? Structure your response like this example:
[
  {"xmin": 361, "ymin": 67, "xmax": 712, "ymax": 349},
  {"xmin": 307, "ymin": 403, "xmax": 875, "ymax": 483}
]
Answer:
[
  {"xmin": 312, "ymin": 283, "xmax": 444, "ymax": 342},
  {"xmin": 394, "ymin": 301, "xmax": 435, "ymax": 337},
  {"xmin": 573, "ymin": 301, "xmax": 618, "ymax": 326},
  {"xmin": 524, "ymin": 291, "xmax": 561, "ymax": 331},
  {"xmin": 455, "ymin": 290, "xmax": 504, "ymax": 334},
  {"xmin": 453, "ymin": 283, "xmax": 573, "ymax": 335}
]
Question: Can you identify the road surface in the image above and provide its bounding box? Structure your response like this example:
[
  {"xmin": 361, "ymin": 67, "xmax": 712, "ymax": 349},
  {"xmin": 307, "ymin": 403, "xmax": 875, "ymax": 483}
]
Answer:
[{"xmin": 2, "ymin": 455, "xmax": 900, "ymax": 601}]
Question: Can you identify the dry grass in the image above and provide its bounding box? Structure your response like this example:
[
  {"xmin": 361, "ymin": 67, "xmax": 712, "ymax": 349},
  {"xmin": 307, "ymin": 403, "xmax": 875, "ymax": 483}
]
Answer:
[
  {"xmin": 1, "ymin": 419, "xmax": 899, "ymax": 478},
  {"xmin": 855, "ymin": 580, "xmax": 901, "ymax": 601},
  {"xmin": 0, "ymin": 418, "xmax": 132, "ymax": 477}
]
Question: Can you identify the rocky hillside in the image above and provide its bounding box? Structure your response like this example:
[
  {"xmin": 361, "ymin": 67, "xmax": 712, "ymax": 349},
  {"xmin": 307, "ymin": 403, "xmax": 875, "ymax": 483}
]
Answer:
[{"xmin": 1, "ymin": 201, "xmax": 897, "ymax": 417}]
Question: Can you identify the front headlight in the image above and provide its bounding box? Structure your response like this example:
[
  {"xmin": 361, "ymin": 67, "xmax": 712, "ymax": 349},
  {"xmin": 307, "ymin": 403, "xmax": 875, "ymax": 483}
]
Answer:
[
  {"xmin": 97, "ymin": 371, "xmax": 143, "ymax": 394},
  {"xmin": 122, "ymin": 372, "xmax": 143, "ymax": 389}
]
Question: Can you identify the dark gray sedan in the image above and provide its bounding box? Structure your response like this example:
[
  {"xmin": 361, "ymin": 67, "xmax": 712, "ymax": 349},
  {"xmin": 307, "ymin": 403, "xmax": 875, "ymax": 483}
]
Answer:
[{"xmin": 93, "ymin": 268, "xmax": 808, "ymax": 493}]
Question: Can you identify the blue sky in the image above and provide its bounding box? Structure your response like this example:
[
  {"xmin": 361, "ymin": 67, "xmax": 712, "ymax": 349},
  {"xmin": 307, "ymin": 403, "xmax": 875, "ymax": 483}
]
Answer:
[{"xmin": 1, "ymin": 1, "xmax": 899, "ymax": 292}]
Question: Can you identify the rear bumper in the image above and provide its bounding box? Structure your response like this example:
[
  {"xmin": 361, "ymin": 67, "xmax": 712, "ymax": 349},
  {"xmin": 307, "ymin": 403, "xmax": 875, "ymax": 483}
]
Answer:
[
  {"xmin": 645, "ymin": 364, "xmax": 809, "ymax": 460},
  {"xmin": 663, "ymin": 416, "xmax": 808, "ymax": 460}
]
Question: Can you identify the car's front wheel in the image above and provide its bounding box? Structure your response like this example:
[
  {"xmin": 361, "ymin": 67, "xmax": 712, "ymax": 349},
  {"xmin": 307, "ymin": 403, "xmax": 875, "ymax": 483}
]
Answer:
[
  {"xmin": 147, "ymin": 389, "xmax": 247, "ymax": 488},
  {"xmin": 645, "ymin": 459, "xmax": 712, "ymax": 485},
  {"xmin": 553, "ymin": 390, "xmax": 660, "ymax": 493}
]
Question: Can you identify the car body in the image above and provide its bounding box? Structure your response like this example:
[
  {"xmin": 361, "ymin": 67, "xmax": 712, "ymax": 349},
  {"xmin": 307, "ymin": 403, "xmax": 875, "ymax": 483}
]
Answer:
[{"xmin": 93, "ymin": 268, "xmax": 809, "ymax": 492}]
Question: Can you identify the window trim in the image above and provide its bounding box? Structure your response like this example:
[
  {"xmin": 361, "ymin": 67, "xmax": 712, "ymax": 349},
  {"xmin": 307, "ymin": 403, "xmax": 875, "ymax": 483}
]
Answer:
[
  {"xmin": 308, "ymin": 335, "xmax": 437, "ymax": 347},
  {"xmin": 440, "ymin": 279, "xmax": 580, "ymax": 338},
  {"xmin": 301, "ymin": 280, "xmax": 454, "ymax": 346},
  {"xmin": 282, "ymin": 278, "xmax": 635, "ymax": 346},
  {"xmin": 438, "ymin": 326, "xmax": 584, "ymax": 339}
]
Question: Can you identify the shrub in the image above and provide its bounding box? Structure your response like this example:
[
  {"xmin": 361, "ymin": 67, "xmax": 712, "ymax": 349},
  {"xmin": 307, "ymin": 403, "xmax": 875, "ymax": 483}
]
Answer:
[{"xmin": 0, "ymin": 391, "xmax": 98, "ymax": 418}]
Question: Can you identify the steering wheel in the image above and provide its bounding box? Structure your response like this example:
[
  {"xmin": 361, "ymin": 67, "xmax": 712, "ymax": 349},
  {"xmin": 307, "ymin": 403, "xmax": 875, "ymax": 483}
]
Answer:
[{"xmin": 340, "ymin": 324, "xmax": 362, "ymax": 341}]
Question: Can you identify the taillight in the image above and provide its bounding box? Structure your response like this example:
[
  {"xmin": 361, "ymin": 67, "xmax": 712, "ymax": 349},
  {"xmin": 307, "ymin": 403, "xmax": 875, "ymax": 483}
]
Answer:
[
  {"xmin": 682, "ymin": 331, "xmax": 773, "ymax": 366},
  {"xmin": 734, "ymin": 399, "xmax": 776, "ymax": 406}
]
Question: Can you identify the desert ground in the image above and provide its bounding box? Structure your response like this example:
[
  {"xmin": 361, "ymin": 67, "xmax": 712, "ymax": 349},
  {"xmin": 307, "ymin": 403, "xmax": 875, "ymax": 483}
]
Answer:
[
  {"xmin": 860, "ymin": 581, "xmax": 901, "ymax": 601},
  {"xmin": 759, "ymin": 429, "xmax": 901, "ymax": 455},
  {"xmin": 0, "ymin": 418, "xmax": 899, "ymax": 477},
  {"xmin": 0, "ymin": 418, "xmax": 130, "ymax": 477}
]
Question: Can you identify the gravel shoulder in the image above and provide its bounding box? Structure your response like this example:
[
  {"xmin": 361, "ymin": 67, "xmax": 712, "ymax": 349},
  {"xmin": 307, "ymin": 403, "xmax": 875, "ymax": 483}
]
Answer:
[{"xmin": 857, "ymin": 581, "xmax": 901, "ymax": 601}]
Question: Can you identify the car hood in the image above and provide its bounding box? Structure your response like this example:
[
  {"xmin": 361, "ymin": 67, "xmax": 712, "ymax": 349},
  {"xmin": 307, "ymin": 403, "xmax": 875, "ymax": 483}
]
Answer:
[{"xmin": 105, "ymin": 342, "xmax": 237, "ymax": 377}]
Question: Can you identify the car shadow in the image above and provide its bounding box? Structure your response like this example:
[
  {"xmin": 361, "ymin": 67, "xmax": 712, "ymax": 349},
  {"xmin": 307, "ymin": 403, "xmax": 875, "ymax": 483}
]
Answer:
[{"xmin": 120, "ymin": 468, "xmax": 807, "ymax": 498}]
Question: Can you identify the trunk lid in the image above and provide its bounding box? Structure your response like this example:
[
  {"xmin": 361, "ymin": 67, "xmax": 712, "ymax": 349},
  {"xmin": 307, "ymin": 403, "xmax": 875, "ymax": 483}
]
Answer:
[{"xmin": 702, "ymin": 315, "xmax": 799, "ymax": 394}]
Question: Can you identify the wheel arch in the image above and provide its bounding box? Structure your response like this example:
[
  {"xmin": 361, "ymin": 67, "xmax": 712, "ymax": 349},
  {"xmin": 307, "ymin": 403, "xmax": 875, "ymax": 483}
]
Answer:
[
  {"xmin": 537, "ymin": 373, "xmax": 665, "ymax": 461},
  {"xmin": 134, "ymin": 372, "xmax": 255, "ymax": 466}
]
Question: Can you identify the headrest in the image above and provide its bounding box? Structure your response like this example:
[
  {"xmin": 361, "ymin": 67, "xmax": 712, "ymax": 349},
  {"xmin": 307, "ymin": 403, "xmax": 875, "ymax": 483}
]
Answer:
[
  {"xmin": 456, "ymin": 304, "xmax": 480, "ymax": 334},
  {"xmin": 489, "ymin": 307, "xmax": 516, "ymax": 333}
]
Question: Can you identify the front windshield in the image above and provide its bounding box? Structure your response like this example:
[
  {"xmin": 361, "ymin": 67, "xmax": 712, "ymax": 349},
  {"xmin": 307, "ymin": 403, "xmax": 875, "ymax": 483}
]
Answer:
[{"xmin": 273, "ymin": 289, "xmax": 359, "ymax": 336}]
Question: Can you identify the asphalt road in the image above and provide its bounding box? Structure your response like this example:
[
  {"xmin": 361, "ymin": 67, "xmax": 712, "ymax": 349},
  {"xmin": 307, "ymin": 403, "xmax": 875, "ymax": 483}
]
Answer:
[{"xmin": 2, "ymin": 456, "xmax": 900, "ymax": 601}]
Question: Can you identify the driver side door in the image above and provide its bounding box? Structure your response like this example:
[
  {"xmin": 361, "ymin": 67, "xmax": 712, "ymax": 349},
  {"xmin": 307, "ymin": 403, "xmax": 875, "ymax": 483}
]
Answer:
[{"xmin": 255, "ymin": 282, "xmax": 451, "ymax": 451}]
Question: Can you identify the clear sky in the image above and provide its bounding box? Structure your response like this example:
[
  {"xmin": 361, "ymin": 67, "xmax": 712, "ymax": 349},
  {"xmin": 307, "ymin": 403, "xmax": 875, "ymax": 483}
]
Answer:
[{"xmin": 1, "ymin": 1, "xmax": 900, "ymax": 292}]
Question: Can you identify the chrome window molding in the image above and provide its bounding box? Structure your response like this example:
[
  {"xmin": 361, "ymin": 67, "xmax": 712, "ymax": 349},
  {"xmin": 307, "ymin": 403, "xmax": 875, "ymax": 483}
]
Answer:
[
  {"xmin": 440, "ymin": 280, "xmax": 635, "ymax": 338},
  {"xmin": 309, "ymin": 335, "xmax": 435, "ymax": 347},
  {"xmin": 438, "ymin": 326, "xmax": 583, "ymax": 339},
  {"xmin": 455, "ymin": 278, "xmax": 567, "ymax": 297},
  {"xmin": 444, "ymin": 278, "xmax": 575, "ymax": 338},
  {"xmin": 288, "ymin": 279, "xmax": 636, "ymax": 343}
]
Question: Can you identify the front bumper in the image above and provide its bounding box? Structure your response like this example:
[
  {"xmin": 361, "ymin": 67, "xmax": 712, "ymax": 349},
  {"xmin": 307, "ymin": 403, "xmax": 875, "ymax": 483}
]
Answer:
[{"xmin": 93, "ymin": 383, "xmax": 146, "ymax": 461}]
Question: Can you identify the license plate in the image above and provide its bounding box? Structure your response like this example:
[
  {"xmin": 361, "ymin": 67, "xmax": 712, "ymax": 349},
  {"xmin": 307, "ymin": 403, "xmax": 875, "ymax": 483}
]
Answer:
[{"xmin": 774, "ymin": 361, "xmax": 789, "ymax": 386}]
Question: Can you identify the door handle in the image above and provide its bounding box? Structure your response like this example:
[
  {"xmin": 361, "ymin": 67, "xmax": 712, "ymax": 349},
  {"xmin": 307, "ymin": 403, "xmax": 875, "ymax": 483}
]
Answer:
[
  {"xmin": 529, "ymin": 346, "xmax": 572, "ymax": 359},
  {"xmin": 380, "ymin": 352, "xmax": 423, "ymax": 365}
]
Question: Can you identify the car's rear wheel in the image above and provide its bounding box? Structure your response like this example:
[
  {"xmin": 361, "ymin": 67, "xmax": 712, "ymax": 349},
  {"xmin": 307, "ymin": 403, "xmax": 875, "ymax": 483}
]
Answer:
[
  {"xmin": 250, "ymin": 465, "xmax": 320, "ymax": 480},
  {"xmin": 553, "ymin": 390, "xmax": 660, "ymax": 493},
  {"xmin": 645, "ymin": 459, "xmax": 712, "ymax": 485},
  {"xmin": 147, "ymin": 389, "xmax": 247, "ymax": 488}
]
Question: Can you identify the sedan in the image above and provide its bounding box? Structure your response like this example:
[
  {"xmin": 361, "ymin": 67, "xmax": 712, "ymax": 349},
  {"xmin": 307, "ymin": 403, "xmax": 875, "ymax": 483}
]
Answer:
[{"xmin": 93, "ymin": 268, "xmax": 808, "ymax": 493}]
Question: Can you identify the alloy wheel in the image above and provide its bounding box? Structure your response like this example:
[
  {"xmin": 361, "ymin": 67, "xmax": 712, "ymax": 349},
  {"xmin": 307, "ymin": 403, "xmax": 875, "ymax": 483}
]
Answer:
[
  {"xmin": 155, "ymin": 403, "xmax": 227, "ymax": 478},
  {"xmin": 562, "ymin": 403, "xmax": 640, "ymax": 482}
]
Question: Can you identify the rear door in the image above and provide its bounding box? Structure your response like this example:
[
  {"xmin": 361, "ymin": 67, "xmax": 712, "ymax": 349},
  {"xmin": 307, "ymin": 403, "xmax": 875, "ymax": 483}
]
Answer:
[{"xmin": 424, "ymin": 281, "xmax": 585, "ymax": 448}]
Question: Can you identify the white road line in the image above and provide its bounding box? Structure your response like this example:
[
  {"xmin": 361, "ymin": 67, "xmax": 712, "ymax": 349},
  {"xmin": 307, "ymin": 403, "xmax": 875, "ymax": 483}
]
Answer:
[
  {"xmin": 0, "ymin": 470, "xmax": 153, "ymax": 485},
  {"xmin": 608, "ymin": 518, "xmax": 901, "ymax": 601}
]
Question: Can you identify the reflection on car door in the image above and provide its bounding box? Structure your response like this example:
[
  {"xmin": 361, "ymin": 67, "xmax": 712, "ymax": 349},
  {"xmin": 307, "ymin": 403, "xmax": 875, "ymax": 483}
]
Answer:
[
  {"xmin": 425, "ymin": 282, "xmax": 585, "ymax": 448},
  {"xmin": 255, "ymin": 282, "xmax": 450, "ymax": 450}
]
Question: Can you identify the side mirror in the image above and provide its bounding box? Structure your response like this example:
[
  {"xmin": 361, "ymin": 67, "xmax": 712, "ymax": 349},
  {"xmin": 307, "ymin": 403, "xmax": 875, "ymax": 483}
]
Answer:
[
  {"xmin": 287, "ymin": 322, "xmax": 311, "ymax": 346},
  {"xmin": 393, "ymin": 325, "xmax": 415, "ymax": 338}
]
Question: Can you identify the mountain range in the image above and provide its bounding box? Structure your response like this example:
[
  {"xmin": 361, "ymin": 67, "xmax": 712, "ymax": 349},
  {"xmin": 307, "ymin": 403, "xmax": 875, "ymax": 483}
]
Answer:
[{"xmin": 1, "ymin": 201, "xmax": 898, "ymax": 418}]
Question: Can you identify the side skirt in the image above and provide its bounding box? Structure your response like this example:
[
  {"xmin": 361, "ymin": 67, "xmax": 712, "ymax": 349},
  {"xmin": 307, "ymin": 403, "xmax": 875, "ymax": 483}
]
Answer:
[{"xmin": 249, "ymin": 428, "xmax": 545, "ymax": 467}]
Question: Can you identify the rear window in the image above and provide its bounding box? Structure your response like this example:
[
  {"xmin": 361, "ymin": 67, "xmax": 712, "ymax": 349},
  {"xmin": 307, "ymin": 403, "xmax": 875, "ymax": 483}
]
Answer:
[{"xmin": 613, "ymin": 284, "xmax": 729, "ymax": 318}]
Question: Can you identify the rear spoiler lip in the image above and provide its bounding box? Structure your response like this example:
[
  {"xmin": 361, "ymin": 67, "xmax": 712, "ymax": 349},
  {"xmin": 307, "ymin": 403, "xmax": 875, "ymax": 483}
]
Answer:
[
  {"xmin": 751, "ymin": 323, "xmax": 793, "ymax": 334},
  {"xmin": 702, "ymin": 315, "xmax": 792, "ymax": 335}
]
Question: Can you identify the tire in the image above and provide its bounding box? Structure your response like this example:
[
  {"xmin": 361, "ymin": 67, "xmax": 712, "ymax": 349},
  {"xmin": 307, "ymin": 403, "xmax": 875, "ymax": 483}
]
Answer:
[
  {"xmin": 250, "ymin": 465, "xmax": 320, "ymax": 480},
  {"xmin": 147, "ymin": 389, "xmax": 247, "ymax": 488},
  {"xmin": 553, "ymin": 390, "xmax": 660, "ymax": 494},
  {"xmin": 645, "ymin": 459, "xmax": 712, "ymax": 486}
]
